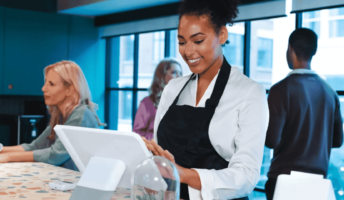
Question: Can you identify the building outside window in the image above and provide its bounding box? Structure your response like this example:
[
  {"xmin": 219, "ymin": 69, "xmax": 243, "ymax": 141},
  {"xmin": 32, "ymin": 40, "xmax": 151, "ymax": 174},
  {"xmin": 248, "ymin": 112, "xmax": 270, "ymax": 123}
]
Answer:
[
  {"xmin": 302, "ymin": 8, "xmax": 344, "ymax": 91},
  {"xmin": 329, "ymin": 7, "xmax": 344, "ymax": 38},
  {"xmin": 223, "ymin": 22, "xmax": 245, "ymax": 72},
  {"xmin": 303, "ymin": 10, "xmax": 321, "ymax": 37},
  {"xmin": 250, "ymin": 13, "xmax": 296, "ymax": 89},
  {"xmin": 153, "ymin": 31, "xmax": 165, "ymax": 62},
  {"xmin": 257, "ymin": 38, "xmax": 273, "ymax": 69}
]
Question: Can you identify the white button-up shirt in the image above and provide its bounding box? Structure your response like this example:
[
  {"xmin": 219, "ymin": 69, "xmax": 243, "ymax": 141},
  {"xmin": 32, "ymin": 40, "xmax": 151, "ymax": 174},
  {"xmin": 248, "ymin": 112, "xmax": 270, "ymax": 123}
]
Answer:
[{"xmin": 154, "ymin": 66, "xmax": 269, "ymax": 200}]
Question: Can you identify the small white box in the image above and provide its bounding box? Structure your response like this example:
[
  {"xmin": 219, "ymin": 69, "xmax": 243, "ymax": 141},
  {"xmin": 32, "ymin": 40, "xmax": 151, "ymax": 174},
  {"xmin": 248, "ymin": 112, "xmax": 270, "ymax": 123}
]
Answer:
[{"xmin": 273, "ymin": 171, "xmax": 335, "ymax": 200}]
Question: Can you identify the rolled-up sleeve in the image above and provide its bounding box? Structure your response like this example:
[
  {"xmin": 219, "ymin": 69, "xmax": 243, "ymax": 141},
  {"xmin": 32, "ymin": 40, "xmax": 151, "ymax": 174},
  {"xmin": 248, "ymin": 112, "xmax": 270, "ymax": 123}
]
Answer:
[
  {"xmin": 23, "ymin": 107, "xmax": 98, "ymax": 166},
  {"xmin": 189, "ymin": 84, "xmax": 269, "ymax": 199},
  {"xmin": 21, "ymin": 126, "xmax": 51, "ymax": 151},
  {"xmin": 32, "ymin": 137, "xmax": 70, "ymax": 165},
  {"xmin": 21, "ymin": 125, "xmax": 69, "ymax": 165},
  {"xmin": 33, "ymin": 115, "xmax": 83, "ymax": 165}
]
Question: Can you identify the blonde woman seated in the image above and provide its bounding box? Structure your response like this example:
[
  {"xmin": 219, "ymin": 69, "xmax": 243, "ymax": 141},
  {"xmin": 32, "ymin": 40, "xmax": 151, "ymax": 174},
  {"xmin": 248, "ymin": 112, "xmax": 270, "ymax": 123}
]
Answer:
[{"xmin": 0, "ymin": 61, "xmax": 101, "ymax": 170}]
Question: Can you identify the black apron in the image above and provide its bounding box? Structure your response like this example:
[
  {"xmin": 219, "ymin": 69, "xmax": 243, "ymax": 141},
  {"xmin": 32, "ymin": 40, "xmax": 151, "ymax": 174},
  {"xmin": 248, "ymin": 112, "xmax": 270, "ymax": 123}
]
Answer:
[{"xmin": 157, "ymin": 58, "xmax": 248, "ymax": 200}]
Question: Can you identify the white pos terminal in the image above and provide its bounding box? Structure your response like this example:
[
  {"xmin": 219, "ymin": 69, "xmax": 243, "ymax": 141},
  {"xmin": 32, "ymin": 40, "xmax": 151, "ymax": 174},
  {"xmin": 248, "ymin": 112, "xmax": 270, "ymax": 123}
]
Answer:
[{"xmin": 54, "ymin": 125, "xmax": 153, "ymax": 200}]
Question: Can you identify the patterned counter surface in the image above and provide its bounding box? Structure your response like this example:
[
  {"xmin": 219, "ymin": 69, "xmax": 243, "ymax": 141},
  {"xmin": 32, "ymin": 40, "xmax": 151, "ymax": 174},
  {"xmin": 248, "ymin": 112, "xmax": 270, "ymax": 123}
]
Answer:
[{"xmin": 0, "ymin": 162, "xmax": 130, "ymax": 200}]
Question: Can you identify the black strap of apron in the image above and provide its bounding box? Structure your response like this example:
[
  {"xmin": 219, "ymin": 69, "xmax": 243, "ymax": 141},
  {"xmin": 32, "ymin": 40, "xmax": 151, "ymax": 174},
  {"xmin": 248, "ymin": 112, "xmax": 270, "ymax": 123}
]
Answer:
[
  {"xmin": 171, "ymin": 57, "xmax": 232, "ymax": 109},
  {"xmin": 205, "ymin": 57, "xmax": 231, "ymax": 108},
  {"xmin": 171, "ymin": 74, "xmax": 196, "ymax": 106}
]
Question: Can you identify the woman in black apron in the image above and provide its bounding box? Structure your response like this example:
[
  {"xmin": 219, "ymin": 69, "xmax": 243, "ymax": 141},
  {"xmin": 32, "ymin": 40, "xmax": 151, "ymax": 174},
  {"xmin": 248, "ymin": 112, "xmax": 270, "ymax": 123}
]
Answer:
[{"xmin": 143, "ymin": 0, "xmax": 269, "ymax": 199}]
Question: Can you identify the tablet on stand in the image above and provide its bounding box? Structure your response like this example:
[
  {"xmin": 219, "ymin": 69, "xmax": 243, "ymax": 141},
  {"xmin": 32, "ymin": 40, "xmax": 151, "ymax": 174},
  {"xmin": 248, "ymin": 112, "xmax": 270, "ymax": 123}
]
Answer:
[{"xmin": 54, "ymin": 125, "xmax": 153, "ymax": 200}]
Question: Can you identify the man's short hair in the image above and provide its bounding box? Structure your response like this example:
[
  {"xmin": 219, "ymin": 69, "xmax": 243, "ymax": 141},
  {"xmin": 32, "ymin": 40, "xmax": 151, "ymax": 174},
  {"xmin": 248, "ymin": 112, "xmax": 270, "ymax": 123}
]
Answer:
[{"xmin": 289, "ymin": 28, "xmax": 318, "ymax": 61}]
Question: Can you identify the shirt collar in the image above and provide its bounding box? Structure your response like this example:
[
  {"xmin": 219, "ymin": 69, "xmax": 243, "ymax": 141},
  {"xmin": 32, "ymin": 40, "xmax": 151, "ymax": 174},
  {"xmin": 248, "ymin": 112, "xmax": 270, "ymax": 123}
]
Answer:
[{"xmin": 288, "ymin": 69, "xmax": 317, "ymax": 76}]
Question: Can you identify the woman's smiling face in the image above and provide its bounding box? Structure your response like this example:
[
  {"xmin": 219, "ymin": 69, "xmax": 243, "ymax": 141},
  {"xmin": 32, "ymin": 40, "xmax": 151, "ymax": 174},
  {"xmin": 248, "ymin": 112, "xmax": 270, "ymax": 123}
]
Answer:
[{"xmin": 178, "ymin": 14, "xmax": 225, "ymax": 75}]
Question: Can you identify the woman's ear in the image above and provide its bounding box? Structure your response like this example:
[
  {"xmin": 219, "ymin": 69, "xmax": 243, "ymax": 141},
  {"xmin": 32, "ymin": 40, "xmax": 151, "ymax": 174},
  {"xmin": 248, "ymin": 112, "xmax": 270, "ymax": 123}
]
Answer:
[
  {"xmin": 66, "ymin": 85, "xmax": 75, "ymax": 97},
  {"xmin": 219, "ymin": 26, "xmax": 228, "ymax": 45}
]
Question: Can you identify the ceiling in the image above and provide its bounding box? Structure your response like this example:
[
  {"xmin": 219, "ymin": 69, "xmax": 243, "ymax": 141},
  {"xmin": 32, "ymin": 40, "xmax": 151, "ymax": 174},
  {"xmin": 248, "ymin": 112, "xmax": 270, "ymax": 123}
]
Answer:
[
  {"xmin": 58, "ymin": 0, "xmax": 181, "ymax": 16},
  {"xmin": 0, "ymin": 0, "xmax": 283, "ymax": 26}
]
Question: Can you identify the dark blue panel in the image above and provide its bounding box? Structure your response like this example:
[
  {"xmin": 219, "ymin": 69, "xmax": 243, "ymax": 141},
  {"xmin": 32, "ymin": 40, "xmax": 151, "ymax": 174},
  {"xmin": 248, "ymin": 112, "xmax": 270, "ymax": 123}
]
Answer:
[
  {"xmin": 0, "ymin": 7, "xmax": 4, "ymax": 94},
  {"xmin": 3, "ymin": 8, "xmax": 69, "ymax": 95},
  {"xmin": 68, "ymin": 16, "xmax": 105, "ymax": 122}
]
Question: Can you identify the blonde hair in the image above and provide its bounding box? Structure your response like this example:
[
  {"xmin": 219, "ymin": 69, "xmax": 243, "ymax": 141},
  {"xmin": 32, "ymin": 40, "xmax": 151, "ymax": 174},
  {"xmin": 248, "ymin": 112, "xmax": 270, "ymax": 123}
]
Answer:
[
  {"xmin": 44, "ymin": 60, "xmax": 101, "ymax": 141},
  {"xmin": 149, "ymin": 58, "xmax": 182, "ymax": 108}
]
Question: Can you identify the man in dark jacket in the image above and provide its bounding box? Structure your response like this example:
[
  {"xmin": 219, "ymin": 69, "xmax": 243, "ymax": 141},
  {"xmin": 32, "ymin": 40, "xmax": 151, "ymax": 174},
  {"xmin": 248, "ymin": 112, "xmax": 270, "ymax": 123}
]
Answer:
[{"xmin": 265, "ymin": 28, "xmax": 343, "ymax": 200}]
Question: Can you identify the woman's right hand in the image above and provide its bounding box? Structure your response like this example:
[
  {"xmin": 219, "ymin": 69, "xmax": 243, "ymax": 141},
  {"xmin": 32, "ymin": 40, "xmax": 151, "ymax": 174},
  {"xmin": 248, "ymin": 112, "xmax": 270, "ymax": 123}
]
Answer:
[{"xmin": 141, "ymin": 137, "xmax": 175, "ymax": 163}]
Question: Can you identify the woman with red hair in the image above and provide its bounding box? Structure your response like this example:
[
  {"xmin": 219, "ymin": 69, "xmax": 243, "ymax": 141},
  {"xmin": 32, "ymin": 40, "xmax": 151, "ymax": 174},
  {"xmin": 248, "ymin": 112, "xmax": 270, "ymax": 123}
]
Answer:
[{"xmin": 0, "ymin": 61, "xmax": 101, "ymax": 170}]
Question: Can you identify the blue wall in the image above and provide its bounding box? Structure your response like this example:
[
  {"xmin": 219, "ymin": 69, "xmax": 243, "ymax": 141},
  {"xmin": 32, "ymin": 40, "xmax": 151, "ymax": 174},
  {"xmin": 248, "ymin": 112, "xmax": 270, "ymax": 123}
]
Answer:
[
  {"xmin": 0, "ymin": 7, "xmax": 5, "ymax": 95},
  {"xmin": 0, "ymin": 7, "xmax": 105, "ymax": 122}
]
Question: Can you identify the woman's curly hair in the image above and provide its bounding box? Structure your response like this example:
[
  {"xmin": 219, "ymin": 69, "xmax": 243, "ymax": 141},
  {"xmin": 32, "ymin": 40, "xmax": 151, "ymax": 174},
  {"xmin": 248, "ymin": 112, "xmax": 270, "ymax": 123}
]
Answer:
[{"xmin": 179, "ymin": 0, "xmax": 240, "ymax": 35}]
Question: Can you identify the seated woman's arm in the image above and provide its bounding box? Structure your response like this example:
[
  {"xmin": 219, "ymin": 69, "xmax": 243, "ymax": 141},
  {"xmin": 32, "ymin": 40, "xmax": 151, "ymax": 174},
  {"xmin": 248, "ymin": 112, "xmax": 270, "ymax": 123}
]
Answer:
[
  {"xmin": 31, "ymin": 108, "xmax": 98, "ymax": 166},
  {"xmin": 0, "ymin": 151, "xmax": 34, "ymax": 163},
  {"xmin": 1, "ymin": 145, "xmax": 26, "ymax": 153},
  {"xmin": 0, "ymin": 126, "xmax": 54, "ymax": 163},
  {"xmin": 0, "ymin": 106, "xmax": 98, "ymax": 166}
]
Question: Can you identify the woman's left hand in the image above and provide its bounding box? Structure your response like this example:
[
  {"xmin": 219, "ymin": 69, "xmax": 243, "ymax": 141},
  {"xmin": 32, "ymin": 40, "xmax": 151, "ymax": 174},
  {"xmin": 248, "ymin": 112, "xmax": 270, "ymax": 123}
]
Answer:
[
  {"xmin": 142, "ymin": 137, "xmax": 185, "ymax": 182},
  {"xmin": 0, "ymin": 154, "xmax": 10, "ymax": 163},
  {"xmin": 142, "ymin": 137, "xmax": 175, "ymax": 162}
]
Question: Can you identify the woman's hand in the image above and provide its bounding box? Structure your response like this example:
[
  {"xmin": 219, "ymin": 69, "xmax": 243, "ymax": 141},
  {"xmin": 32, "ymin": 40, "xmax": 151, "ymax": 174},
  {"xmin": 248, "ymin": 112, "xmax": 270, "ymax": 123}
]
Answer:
[
  {"xmin": 141, "ymin": 137, "xmax": 202, "ymax": 190},
  {"xmin": 142, "ymin": 137, "xmax": 175, "ymax": 162},
  {"xmin": 0, "ymin": 154, "xmax": 10, "ymax": 163},
  {"xmin": 142, "ymin": 137, "xmax": 187, "ymax": 182}
]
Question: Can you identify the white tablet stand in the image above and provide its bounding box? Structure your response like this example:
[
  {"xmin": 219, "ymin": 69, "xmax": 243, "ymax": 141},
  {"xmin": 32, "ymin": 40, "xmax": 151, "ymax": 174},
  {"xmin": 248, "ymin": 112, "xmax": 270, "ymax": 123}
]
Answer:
[
  {"xmin": 273, "ymin": 171, "xmax": 336, "ymax": 200},
  {"xmin": 53, "ymin": 125, "xmax": 152, "ymax": 200},
  {"xmin": 70, "ymin": 157, "xmax": 126, "ymax": 200}
]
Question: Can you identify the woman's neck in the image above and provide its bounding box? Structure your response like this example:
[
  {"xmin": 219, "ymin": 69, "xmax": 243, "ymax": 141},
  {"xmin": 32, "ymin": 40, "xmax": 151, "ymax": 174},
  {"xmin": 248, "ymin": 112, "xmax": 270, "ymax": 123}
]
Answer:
[
  {"xmin": 57, "ymin": 99, "xmax": 79, "ymax": 120},
  {"xmin": 195, "ymin": 55, "xmax": 223, "ymax": 106},
  {"xmin": 198, "ymin": 55, "xmax": 223, "ymax": 84},
  {"xmin": 57, "ymin": 100, "xmax": 68, "ymax": 120}
]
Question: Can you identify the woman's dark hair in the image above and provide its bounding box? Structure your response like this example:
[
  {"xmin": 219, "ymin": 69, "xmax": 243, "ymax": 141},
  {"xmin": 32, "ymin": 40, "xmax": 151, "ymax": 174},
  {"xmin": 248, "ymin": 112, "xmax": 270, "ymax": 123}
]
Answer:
[
  {"xmin": 179, "ymin": 0, "xmax": 240, "ymax": 35},
  {"xmin": 289, "ymin": 28, "xmax": 318, "ymax": 61}
]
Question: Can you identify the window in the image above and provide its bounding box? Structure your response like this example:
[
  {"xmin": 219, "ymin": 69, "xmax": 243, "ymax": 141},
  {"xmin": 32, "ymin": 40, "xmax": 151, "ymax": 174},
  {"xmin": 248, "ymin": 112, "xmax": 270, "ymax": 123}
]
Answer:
[
  {"xmin": 123, "ymin": 35, "xmax": 134, "ymax": 61},
  {"xmin": 225, "ymin": 33, "xmax": 244, "ymax": 67},
  {"xmin": 329, "ymin": 8, "xmax": 344, "ymax": 38},
  {"xmin": 223, "ymin": 22, "xmax": 245, "ymax": 72},
  {"xmin": 329, "ymin": 20, "xmax": 344, "ymax": 38},
  {"xmin": 153, "ymin": 31, "xmax": 165, "ymax": 62},
  {"xmin": 106, "ymin": 31, "xmax": 167, "ymax": 132},
  {"xmin": 106, "ymin": 35, "xmax": 135, "ymax": 131},
  {"xmin": 138, "ymin": 31, "xmax": 165, "ymax": 88},
  {"xmin": 303, "ymin": 11, "xmax": 321, "ymax": 37},
  {"xmin": 257, "ymin": 38, "xmax": 273, "ymax": 68},
  {"xmin": 250, "ymin": 14, "xmax": 296, "ymax": 89},
  {"xmin": 303, "ymin": 7, "xmax": 344, "ymax": 91},
  {"xmin": 328, "ymin": 95, "xmax": 344, "ymax": 200}
]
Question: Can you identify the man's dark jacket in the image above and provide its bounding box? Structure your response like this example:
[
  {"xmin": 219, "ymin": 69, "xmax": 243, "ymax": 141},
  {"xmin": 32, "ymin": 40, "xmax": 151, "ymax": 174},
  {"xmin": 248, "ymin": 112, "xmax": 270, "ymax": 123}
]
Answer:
[{"xmin": 266, "ymin": 72, "xmax": 343, "ymax": 178}]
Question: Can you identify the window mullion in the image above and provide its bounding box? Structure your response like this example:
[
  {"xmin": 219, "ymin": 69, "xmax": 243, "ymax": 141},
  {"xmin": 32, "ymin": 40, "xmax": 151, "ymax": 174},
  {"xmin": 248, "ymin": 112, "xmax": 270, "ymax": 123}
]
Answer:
[
  {"xmin": 165, "ymin": 30, "xmax": 171, "ymax": 57},
  {"xmin": 132, "ymin": 34, "xmax": 139, "ymax": 127},
  {"xmin": 243, "ymin": 21, "xmax": 251, "ymax": 77},
  {"xmin": 296, "ymin": 12, "xmax": 303, "ymax": 29}
]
